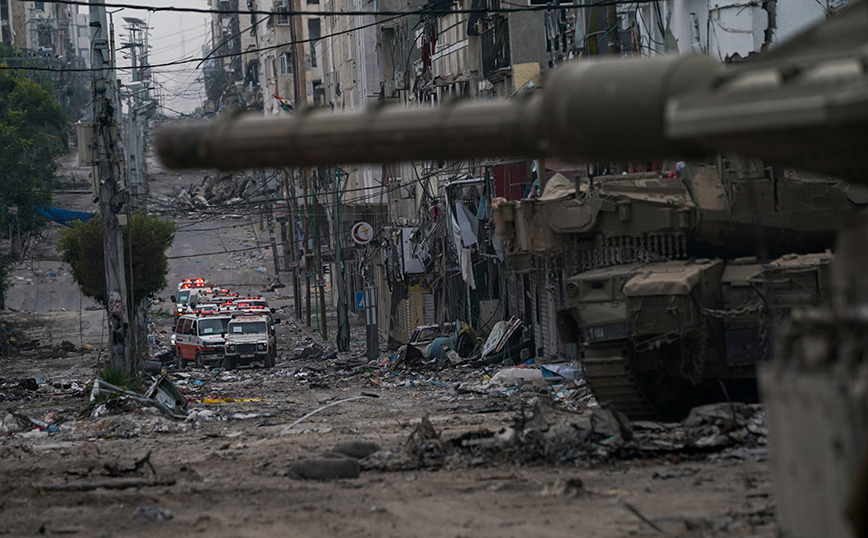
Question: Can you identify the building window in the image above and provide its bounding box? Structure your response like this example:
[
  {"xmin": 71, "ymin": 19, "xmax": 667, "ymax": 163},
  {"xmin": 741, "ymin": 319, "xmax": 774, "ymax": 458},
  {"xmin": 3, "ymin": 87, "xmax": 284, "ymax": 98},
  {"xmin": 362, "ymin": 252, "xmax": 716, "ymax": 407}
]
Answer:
[
  {"xmin": 35, "ymin": 1, "xmax": 45, "ymax": 10},
  {"xmin": 312, "ymin": 80, "xmax": 325, "ymax": 106},
  {"xmin": 279, "ymin": 51, "xmax": 293, "ymax": 75},
  {"xmin": 275, "ymin": 0, "xmax": 291, "ymax": 26},
  {"xmin": 308, "ymin": 18, "xmax": 320, "ymax": 68},
  {"xmin": 307, "ymin": 0, "xmax": 319, "ymax": 5}
]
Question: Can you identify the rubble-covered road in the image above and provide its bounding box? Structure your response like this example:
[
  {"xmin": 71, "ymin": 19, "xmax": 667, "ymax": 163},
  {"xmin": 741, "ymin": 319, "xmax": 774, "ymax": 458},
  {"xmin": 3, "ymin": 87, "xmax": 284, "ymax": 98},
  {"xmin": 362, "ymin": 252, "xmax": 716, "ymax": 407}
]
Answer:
[
  {"xmin": 0, "ymin": 336, "xmax": 776, "ymax": 538},
  {"xmin": 0, "ymin": 148, "xmax": 777, "ymax": 537}
]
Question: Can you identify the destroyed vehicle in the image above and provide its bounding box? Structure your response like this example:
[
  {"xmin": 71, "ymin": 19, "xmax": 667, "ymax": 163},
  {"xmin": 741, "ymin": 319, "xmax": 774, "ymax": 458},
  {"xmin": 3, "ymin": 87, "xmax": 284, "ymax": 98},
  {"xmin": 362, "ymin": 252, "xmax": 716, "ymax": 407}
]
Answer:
[
  {"xmin": 172, "ymin": 312, "xmax": 233, "ymax": 368},
  {"xmin": 409, "ymin": 323, "xmax": 455, "ymax": 351},
  {"xmin": 223, "ymin": 314, "xmax": 277, "ymax": 370},
  {"xmin": 407, "ymin": 323, "xmax": 477, "ymax": 361}
]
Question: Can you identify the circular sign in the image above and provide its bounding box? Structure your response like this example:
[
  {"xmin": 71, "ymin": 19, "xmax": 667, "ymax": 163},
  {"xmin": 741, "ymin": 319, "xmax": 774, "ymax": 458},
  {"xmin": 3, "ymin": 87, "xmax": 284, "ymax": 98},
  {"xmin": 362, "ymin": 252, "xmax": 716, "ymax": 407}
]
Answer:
[{"xmin": 351, "ymin": 221, "xmax": 374, "ymax": 245}]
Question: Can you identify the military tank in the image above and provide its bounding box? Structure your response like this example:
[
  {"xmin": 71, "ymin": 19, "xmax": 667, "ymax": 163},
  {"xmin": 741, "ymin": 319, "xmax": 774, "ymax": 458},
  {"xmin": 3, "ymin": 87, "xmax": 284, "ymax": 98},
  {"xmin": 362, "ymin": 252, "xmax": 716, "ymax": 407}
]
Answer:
[
  {"xmin": 157, "ymin": 2, "xmax": 868, "ymax": 420},
  {"xmin": 489, "ymin": 161, "xmax": 862, "ymax": 418}
]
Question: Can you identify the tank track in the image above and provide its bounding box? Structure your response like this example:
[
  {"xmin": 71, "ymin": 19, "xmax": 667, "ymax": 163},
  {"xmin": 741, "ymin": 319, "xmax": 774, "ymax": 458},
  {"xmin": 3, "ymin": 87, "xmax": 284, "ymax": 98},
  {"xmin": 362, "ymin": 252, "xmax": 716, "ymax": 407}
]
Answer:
[{"xmin": 581, "ymin": 353, "xmax": 656, "ymax": 420}]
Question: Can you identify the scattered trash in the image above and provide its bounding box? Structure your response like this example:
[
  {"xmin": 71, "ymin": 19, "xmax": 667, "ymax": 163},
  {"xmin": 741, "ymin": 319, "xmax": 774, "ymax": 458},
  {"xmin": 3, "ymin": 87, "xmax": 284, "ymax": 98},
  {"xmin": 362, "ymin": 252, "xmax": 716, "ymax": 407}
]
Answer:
[
  {"xmin": 485, "ymin": 367, "xmax": 543, "ymax": 388},
  {"xmin": 540, "ymin": 364, "xmax": 582, "ymax": 383},
  {"xmin": 90, "ymin": 377, "xmax": 187, "ymax": 419},
  {"xmin": 134, "ymin": 506, "xmax": 174, "ymax": 522},
  {"xmin": 201, "ymin": 397, "xmax": 264, "ymax": 404},
  {"xmin": 144, "ymin": 374, "xmax": 188, "ymax": 416}
]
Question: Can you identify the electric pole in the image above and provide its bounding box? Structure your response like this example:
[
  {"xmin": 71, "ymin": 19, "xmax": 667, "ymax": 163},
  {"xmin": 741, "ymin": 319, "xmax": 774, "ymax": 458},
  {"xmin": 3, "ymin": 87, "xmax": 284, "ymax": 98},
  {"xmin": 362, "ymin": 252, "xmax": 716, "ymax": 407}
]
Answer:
[
  {"xmin": 283, "ymin": 169, "xmax": 301, "ymax": 319},
  {"xmin": 258, "ymin": 169, "xmax": 282, "ymax": 288},
  {"xmin": 303, "ymin": 171, "xmax": 311, "ymax": 327},
  {"xmin": 334, "ymin": 169, "xmax": 349, "ymax": 352},
  {"xmin": 313, "ymin": 186, "xmax": 327, "ymax": 339},
  {"xmin": 90, "ymin": 0, "xmax": 131, "ymax": 372}
]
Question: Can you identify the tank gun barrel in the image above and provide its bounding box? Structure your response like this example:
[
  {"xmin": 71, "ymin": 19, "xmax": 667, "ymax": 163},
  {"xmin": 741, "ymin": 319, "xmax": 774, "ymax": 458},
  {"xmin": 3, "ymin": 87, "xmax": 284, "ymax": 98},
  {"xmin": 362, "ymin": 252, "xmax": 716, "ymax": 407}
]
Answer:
[
  {"xmin": 158, "ymin": 1, "xmax": 868, "ymax": 183},
  {"xmin": 157, "ymin": 55, "xmax": 721, "ymax": 171}
]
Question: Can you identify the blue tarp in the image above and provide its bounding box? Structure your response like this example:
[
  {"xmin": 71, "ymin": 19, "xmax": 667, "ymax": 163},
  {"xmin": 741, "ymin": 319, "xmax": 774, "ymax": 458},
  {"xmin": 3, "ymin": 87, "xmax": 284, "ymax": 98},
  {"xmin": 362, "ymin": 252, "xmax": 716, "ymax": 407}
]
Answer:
[{"xmin": 34, "ymin": 206, "xmax": 95, "ymax": 227}]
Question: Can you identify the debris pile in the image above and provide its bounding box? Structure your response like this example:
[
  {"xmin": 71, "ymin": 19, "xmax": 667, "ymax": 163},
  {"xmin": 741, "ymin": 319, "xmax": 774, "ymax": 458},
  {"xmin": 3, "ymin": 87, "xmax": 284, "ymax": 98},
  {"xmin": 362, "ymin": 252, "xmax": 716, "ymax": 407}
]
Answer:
[{"xmin": 361, "ymin": 400, "xmax": 768, "ymax": 472}]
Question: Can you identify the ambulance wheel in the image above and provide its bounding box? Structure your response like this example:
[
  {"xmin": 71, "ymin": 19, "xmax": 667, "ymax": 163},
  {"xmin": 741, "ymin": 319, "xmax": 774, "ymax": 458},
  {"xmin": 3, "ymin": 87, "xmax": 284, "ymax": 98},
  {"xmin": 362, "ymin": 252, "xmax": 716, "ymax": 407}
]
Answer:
[
  {"xmin": 195, "ymin": 352, "xmax": 206, "ymax": 368},
  {"xmin": 223, "ymin": 355, "xmax": 235, "ymax": 371},
  {"xmin": 179, "ymin": 352, "xmax": 188, "ymax": 369}
]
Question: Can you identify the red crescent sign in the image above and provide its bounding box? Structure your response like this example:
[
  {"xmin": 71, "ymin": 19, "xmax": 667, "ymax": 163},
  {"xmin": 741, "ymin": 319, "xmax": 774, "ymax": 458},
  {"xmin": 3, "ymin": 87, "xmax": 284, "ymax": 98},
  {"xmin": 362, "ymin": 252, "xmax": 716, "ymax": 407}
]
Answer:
[{"xmin": 351, "ymin": 222, "xmax": 374, "ymax": 245}]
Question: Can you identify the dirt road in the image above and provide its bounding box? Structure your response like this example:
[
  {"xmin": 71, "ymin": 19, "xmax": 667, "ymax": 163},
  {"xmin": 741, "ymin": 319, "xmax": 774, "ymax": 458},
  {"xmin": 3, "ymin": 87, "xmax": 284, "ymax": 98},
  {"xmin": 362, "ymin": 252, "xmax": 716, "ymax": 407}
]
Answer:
[{"xmin": 0, "ymin": 145, "xmax": 777, "ymax": 537}]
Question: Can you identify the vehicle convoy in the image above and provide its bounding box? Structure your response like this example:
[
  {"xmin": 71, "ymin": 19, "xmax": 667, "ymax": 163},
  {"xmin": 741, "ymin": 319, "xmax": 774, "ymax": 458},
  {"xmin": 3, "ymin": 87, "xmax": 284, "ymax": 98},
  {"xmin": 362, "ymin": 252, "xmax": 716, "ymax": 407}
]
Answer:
[
  {"xmin": 156, "ymin": 3, "xmax": 868, "ymax": 420},
  {"xmin": 172, "ymin": 311, "xmax": 233, "ymax": 368},
  {"xmin": 223, "ymin": 314, "xmax": 277, "ymax": 370}
]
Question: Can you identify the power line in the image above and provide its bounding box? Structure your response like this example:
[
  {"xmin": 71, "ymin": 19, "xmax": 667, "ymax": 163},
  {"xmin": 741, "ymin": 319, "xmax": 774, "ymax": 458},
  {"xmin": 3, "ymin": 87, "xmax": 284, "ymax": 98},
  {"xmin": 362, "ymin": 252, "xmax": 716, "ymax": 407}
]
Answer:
[
  {"xmin": 0, "ymin": 11, "xmax": 404, "ymax": 74},
  {"xmin": 41, "ymin": 0, "xmax": 666, "ymax": 17}
]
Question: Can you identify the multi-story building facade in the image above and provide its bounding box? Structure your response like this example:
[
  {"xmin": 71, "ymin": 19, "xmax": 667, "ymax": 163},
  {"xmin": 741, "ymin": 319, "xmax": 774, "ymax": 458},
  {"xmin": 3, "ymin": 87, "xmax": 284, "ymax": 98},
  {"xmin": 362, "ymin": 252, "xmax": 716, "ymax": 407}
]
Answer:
[{"xmin": 0, "ymin": 0, "xmax": 26, "ymax": 48}]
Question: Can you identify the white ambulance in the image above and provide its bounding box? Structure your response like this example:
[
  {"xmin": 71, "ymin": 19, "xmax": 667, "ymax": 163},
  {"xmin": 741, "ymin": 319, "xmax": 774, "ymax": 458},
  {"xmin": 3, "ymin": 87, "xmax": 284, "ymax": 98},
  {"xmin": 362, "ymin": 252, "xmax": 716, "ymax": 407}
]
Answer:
[
  {"xmin": 172, "ymin": 311, "xmax": 232, "ymax": 368},
  {"xmin": 171, "ymin": 278, "xmax": 211, "ymax": 316}
]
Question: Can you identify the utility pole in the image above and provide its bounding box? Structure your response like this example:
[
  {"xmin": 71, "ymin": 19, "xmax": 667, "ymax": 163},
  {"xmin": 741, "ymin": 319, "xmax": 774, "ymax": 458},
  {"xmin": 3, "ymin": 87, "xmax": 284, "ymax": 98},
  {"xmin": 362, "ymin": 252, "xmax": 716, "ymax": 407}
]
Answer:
[
  {"xmin": 303, "ymin": 171, "xmax": 311, "ymax": 327},
  {"xmin": 283, "ymin": 169, "xmax": 301, "ymax": 319},
  {"xmin": 90, "ymin": 0, "xmax": 131, "ymax": 372},
  {"xmin": 258, "ymin": 169, "xmax": 282, "ymax": 287},
  {"xmin": 313, "ymin": 186, "xmax": 327, "ymax": 339},
  {"xmin": 334, "ymin": 169, "xmax": 349, "ymax": 351}
]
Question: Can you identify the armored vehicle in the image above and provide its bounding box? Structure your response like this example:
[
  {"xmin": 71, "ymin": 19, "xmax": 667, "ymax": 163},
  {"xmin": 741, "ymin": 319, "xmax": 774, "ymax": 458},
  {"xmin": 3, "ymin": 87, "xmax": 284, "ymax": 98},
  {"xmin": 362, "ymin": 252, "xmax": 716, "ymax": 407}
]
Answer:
[
  {"xmin": 553, "ymin": 252, "xmax": 831, "ymax": 418},
  {"xmin": 489, "ymin": 163, "xmax": 857, "ymax": 417}
]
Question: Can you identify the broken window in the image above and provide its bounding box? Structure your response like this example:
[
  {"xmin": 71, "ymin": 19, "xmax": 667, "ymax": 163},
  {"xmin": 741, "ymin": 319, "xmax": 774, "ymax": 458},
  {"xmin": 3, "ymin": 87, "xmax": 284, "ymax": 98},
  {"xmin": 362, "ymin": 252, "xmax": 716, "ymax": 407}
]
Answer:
[
  {"xmin": 275, "ymin": 0, "xmax": 291, "ymax": 26},
  {"xmin": 308, "ymin": 18, "xmax": 320, "ymax": 67},
  {"xmin": 279, "ymin": 51, "xmax": 293, "ymax": 75}
]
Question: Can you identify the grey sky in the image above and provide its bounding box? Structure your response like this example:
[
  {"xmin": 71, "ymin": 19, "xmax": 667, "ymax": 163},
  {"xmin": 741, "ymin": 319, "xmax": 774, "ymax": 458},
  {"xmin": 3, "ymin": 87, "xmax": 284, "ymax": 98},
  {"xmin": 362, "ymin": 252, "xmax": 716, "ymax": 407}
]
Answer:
[{"xmin": 99, "ymin": 0, "xmax": 210, "ymax": 115}]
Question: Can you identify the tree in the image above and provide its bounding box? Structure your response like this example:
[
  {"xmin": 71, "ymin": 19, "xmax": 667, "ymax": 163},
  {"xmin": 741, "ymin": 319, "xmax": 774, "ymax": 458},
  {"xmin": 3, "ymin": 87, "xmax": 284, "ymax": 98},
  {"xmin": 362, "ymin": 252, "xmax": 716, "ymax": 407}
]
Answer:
[
  {"xmin": 0, "ymin": 52, "xmax": 69, "ymax": 308},
  {"xmin": 0, "ymin": 59, "xmax": 68, "ymax": 234},
  {"xmin": 57, "ymin": 211, "xmax": 176, "ymax": 307}
]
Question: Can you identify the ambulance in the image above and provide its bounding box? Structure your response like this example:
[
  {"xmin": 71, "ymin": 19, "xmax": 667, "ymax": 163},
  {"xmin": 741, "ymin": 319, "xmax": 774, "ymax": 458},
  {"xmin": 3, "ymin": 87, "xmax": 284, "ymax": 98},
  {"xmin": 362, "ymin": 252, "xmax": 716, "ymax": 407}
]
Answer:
[
  {"xmin": 172, "ymin": 311, "xmax": 232, "ymax": 368},
  {"xmin": 170, "ymin": 278, "xmax": 211, "ymax": 316}
]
